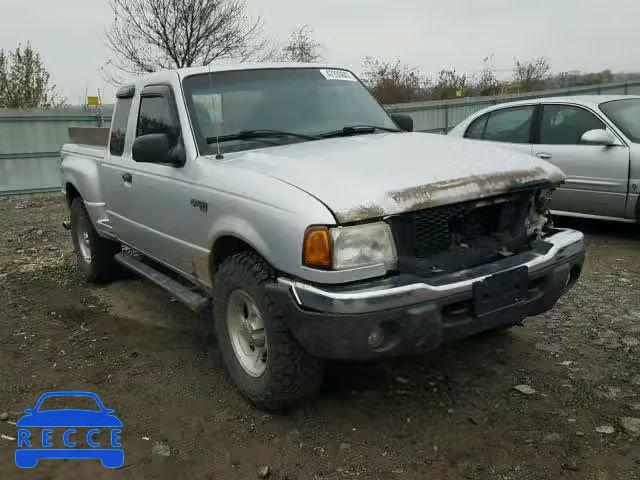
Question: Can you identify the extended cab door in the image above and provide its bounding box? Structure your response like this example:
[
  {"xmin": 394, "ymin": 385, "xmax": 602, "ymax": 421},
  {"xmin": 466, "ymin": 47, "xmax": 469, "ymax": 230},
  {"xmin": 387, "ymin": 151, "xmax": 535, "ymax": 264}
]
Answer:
[
  {"xmin": 532, "ymin": 104, "xmax": 630, "ymax": 218},
  {"xmin": 121, "ymin": 84, "xmax": 203, "ymax": 277},
  {"xmin": 101, "ymin": 86, "xmax": 137, "ymax": 241}
]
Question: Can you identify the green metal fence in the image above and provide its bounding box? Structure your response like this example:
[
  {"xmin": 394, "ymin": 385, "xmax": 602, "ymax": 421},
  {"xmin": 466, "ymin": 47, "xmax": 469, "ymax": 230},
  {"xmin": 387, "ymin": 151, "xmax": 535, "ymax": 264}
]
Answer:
[
  {"xmin": 1, "ymin": 81, "xmax": 639, "ymax": 195},
  {"xmin": 0, "ymin": 107, "xmax": 112, "ymax": 195}
]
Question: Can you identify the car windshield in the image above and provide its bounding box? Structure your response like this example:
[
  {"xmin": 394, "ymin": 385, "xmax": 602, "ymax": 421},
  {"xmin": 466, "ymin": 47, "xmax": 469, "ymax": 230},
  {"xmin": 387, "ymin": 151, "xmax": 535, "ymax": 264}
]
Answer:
[
  {"xmin": 600, "ymin": 98, "xmax": 640, "ymax": 143},
  {"xmin": 37, "ymin": 395, "xmax": 101, "ymax": 412},
  {"xmin": 182, "ymin": 68, "xmax": 398, "ymax": 154}
]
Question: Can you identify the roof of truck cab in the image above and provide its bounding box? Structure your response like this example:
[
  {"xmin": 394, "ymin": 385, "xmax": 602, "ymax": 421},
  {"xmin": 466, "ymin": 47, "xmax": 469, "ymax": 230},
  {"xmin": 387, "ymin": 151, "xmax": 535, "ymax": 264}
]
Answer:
[
  {"xmin": 177, "ymin": 63, "xmax": 334, "ymax": 78},
  {"xmin": 124, "ymin": 63, "xmax": 344, "ymax": 87}
]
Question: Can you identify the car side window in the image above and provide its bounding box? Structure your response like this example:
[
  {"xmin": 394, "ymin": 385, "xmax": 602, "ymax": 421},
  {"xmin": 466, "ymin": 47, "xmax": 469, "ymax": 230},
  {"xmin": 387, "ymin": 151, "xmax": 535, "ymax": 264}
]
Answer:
[
  {"xmin": 109, "ymin": 97, "xmax": 133, "ymax": 156},
  {"xmin": 482, "ymin": 106, "xmax": 536, "ymax": 144},
  {"xmin": 539, "ymin": 105, "xmax": 605, "ymax": 145},
  {"xmin": 465, "ymin": 114, "xmax": 488, "ymax": 139},
  {"xmin": 136, "ymin": 87, "xmax": 182, "ymax": 147}
]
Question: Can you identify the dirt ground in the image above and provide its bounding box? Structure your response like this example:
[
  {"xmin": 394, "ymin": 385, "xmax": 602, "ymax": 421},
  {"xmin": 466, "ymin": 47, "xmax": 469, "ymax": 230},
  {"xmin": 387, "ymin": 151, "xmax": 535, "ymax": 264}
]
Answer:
[{"xmin": 1, "ymin": 193, "xmax": 639, "ymax": 480}]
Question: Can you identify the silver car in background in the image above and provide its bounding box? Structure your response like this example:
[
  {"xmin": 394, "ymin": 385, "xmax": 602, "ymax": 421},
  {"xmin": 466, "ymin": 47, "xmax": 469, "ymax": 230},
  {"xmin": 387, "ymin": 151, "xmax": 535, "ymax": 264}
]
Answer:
[{"xmin": 449, "ymin": 96, "xmax": 640, "ymax": 223}]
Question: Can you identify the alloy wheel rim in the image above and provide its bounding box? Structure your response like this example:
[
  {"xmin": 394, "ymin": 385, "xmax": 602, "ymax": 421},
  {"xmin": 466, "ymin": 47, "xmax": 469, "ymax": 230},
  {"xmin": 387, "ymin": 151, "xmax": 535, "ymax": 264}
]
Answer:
[
  {"xmin": 76, "ymin": 216, "xmax": 92, "ymax": 263},
  {"xmin": 227, "ymin": 289, "xmax": 267, "ymax": 377}
]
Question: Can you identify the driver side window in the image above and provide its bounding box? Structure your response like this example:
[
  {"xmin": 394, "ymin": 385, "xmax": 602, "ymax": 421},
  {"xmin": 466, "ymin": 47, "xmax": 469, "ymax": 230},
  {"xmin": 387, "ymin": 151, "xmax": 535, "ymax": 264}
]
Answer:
[
  {"xmin": 137, "ymin": 86, "xmax": 182, "ymax": 147},
  {"xmin": 539, "ymin": 105, "xmax": 605, "ymax": 145}
]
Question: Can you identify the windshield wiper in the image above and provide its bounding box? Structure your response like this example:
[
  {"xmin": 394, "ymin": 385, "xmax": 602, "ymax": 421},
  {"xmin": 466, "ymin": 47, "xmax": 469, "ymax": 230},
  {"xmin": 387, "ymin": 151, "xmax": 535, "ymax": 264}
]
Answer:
[
  {"xmin": 318, "ymin": 125, "xmax": 402, "ymax": 138},
  {"xmin": 206, "ymin": 129, "xmax": 319, "ymax": 144}
]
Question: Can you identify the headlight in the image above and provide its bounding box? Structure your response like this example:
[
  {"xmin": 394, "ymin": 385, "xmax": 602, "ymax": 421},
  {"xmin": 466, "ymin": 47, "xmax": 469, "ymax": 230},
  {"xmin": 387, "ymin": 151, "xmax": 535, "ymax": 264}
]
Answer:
[{"xmin": 303, "ymin": 222, "xmax": 397, "ymax": 271}]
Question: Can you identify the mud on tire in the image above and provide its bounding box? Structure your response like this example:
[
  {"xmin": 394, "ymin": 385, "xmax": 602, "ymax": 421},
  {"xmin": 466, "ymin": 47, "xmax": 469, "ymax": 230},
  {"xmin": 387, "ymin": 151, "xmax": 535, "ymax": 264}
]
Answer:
[
  {"xmin": 213, "ymin": 251, "xmax": 324, "ymax": 411},
  {"xmin": 70, "ymin": 197, "xmax": 120, "ymax": 283}
]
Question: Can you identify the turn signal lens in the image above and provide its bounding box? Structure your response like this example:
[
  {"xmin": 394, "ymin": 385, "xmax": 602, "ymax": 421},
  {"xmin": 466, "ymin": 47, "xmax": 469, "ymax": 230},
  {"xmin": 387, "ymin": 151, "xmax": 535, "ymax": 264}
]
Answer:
[{"xmin": 303, "ymin": 226, "xmax": 332, "ymax": 269}]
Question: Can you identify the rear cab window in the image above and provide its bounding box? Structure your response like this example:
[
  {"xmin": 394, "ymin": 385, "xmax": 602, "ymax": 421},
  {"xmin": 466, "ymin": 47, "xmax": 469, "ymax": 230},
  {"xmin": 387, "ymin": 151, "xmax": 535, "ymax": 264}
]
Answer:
[{"xmin": 109, "ymin": 87, "xmax": 134, "ymax": 156}]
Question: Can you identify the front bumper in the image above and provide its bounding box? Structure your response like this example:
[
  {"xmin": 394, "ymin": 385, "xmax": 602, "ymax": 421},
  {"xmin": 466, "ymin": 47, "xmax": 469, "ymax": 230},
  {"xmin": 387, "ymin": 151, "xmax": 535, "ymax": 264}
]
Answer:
[{"xmin": 271, "ymin": 229, "xmax": 584, "ymax": 360}]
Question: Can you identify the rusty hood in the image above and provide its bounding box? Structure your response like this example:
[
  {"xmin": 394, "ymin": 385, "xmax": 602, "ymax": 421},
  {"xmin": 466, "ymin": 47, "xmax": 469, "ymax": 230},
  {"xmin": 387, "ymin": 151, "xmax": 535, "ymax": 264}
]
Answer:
[{"xmin": 226, "ymin": 132, "xmax": 566, "ymax": 223}]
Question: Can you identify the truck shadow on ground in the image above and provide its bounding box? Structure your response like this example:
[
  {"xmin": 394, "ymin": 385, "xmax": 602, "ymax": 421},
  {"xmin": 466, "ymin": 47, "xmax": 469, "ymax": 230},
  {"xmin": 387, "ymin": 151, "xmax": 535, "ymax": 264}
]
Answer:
[{"xmin": 93, "ymin": 275, "xmax": 532, "ymax": 411}]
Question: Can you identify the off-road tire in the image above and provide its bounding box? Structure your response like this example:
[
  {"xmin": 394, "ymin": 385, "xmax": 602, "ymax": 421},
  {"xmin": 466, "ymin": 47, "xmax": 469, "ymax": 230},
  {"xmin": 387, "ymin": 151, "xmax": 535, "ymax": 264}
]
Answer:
[
  {"xmin": 213, "ymin": 251, "xmax": 324, "ymax": 411},
  {"xmin": 70, "ymin": 197, "xmax": 120, "ymax": 283}
]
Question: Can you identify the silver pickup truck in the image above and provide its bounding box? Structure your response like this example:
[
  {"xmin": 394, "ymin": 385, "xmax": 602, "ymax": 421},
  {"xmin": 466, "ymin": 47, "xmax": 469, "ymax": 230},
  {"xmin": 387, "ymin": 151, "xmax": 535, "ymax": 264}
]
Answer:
[{"xmin": 61, "ymin": 64, "xmax": 585, "ymax": 411}]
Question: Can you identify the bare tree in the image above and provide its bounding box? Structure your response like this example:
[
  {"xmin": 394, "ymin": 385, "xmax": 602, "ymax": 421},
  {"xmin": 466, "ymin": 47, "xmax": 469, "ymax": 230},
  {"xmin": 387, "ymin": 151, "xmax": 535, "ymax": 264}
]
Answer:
[
  {"xmin": 281, "ymin": 25, "xmax": 323, "ymax": 63},
  {"xmin": 0, "ymin": 43, "xmax": 66, "ymax": 109},
  {"xmin": 513, "ymin": 57, "xmax": 551, "ymax": 92},
  {"xmin": 431, "ymin": 69, "xmax": 469, "ymax": 100},
  {"xmin": 472, "ymin": 54, "xmax": 502, "ymax": 96},
  {"xmin": 362, "ymin": 57, "xmax": 430, "ymax": 104},
  {"xmin": 103, "ymin": 0, "xmax": 272, "ymax": 82}
]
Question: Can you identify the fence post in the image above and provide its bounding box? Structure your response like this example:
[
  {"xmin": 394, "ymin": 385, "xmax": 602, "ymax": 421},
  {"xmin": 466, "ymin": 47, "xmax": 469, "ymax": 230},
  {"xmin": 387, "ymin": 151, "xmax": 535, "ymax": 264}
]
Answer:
[
  {"xmin": 625, "ymin": 82, "xmax": 629, "ymax": 95},
  {"xmin": 96, "ymin": 107, "xmax": 104, "ymax": 128},
  {"xmin": 444, "ymin": 104, "xmax": 449, "ymax": 134}
]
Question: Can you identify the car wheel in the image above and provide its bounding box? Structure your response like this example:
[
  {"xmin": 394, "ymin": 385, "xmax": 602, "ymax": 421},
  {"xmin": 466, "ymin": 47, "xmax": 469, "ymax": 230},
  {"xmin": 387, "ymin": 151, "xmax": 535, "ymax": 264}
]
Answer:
[
  {"xmin": 213, "ymin": 251, "xmax": 324, "ymax": 411},
  {"xmin": 70, "ymin": 197, "xmax": 120, "ymax": 283}
]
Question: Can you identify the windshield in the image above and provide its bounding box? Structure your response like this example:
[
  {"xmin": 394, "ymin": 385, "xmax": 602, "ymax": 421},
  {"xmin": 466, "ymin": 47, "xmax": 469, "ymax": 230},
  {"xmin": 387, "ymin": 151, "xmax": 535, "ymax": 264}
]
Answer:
[
  {"xmin": 600, "ymin": 99, "xmax": 640, "ymax": 143},
  {"xmin": 182, "ymin": 68, "xmax": 398, "ymax": 154}
]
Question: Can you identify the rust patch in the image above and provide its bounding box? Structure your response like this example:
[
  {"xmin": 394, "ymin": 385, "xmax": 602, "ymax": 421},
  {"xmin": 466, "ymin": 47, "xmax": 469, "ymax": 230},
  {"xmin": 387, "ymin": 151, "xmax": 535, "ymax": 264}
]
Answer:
[
  {"xmin": 191, "ymin": 254, "xmax": 212, "ymax": 287},
  {"xmin": 337, "ymin": 204, "xmax": 387, "ymax": 223},
  {"xmin": 389, "ymin": 168, "xmax": 551, "ymax": 212},
  {"xmin": 335, "ymin": 167, "xmax": 564, "ymax": 223}
]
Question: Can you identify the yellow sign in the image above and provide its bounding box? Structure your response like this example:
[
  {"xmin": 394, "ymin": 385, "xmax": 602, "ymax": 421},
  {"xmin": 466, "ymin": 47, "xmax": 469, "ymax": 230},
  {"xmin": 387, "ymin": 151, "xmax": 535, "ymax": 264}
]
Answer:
[
  {"xmin": 455, "ymin": 89, "xmax": 464, "ymax": 98},
  {"xmin": 87, "ymin": 96, "xmax": 101, "ymax": 106}
]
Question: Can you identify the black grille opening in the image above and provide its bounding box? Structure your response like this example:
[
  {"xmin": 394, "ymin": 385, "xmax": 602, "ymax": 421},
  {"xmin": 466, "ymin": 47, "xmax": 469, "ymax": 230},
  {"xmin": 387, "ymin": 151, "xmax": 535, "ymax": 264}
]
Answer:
[{"xmin": 390, "ymin": 191, "xmax": 535, "ymax": 278}]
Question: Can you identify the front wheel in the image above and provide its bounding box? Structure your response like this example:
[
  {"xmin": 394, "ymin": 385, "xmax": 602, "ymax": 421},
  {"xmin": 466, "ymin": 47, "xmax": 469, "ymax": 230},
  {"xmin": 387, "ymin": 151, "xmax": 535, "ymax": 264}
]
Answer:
[
  {"xmin": 213, "ymin": 251, "xmax": 324, "ymax": 411},
  {"xmin": 70, "ymin": 197, "xmax": 120, "ymax": 283}
]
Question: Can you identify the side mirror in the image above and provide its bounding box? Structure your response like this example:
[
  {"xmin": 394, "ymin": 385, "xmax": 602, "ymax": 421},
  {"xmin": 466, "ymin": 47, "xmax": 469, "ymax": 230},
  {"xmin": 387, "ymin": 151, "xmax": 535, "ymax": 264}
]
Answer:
[
  {"xmin": 580, "ymin": 129, "xmax": 617, "ymax": 146},
  {"xmin": 391, "ymin": 114, "xmax": 414, "ymax": 132},
  {"xmin": 24, "ymin": 409, "xmax": 34, "ymax": 415},
  {"xmin": 132, "ymin": 133, "xmax": 185, "ymax": 166}
]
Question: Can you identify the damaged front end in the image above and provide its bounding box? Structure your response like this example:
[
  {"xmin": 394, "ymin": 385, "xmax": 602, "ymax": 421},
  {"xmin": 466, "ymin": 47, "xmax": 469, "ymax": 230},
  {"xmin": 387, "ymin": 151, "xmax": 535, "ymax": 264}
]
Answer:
[{"xmin": 387, "ymin": 186, "xmax": 555, "ymax": 279}]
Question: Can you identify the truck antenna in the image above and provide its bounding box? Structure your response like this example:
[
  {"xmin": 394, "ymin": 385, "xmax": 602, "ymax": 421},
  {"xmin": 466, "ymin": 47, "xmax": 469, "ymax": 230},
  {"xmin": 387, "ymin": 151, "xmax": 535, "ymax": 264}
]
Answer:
[{"xmin": 208, "ymin": 63, "xmax": 224, "ymax": 160}]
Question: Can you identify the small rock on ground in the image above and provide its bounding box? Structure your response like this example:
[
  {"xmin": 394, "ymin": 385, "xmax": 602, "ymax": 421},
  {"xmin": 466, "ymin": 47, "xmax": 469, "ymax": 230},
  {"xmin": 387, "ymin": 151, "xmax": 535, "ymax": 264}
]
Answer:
[
  {"xmin": 562, "ymin": 461, "xmax": 579, "ymax": 471},
  {"xmin": 595, "ymin": 425, "xmax": 615, "ymax": 434},
  {"xmin": 257, "ymin": 465, "xmax": 271, "ymax": 478},
  {"xmin": 151, "ymin": 442, "xmax": 171, "ymax": 457},
  {"xmin": 620, "ymin": 417, "xmax": 640, "ymax": 435},
  {"xmin": 622, "ymin": 337, "xmax": 639, "ymax": 347},
  {"xmin": 543, "ymin": 433, "xmax": 563, "ymax": 444},
  {"xmin": 0, "ymin": 413, "xmax": 8, "ymax": 421},
  {"xmin": 513, "ymin": 385, "xmax": 536, "ymax": 395}
]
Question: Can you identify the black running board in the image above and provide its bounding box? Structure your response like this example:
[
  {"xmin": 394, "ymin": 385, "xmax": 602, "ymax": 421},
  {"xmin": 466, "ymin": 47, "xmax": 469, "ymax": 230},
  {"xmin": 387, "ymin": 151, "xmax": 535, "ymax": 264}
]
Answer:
[{"xmin": 115, "ymin": 253, "xmax": 211, "ymax": 313}]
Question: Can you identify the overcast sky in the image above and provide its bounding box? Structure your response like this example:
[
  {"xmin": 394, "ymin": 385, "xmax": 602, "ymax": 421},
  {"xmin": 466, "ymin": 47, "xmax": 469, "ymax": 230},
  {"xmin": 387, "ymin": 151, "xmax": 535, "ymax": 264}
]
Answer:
[{"xmin": 1, "ymin": 0, "xmax": 639, "ymax": 104}]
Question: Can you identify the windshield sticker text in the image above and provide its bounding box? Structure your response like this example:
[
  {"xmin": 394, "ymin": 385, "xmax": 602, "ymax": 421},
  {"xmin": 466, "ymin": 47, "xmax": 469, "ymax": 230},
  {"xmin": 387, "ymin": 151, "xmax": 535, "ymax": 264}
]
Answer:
[{"xmin": 320, "ymin": 69, "xmax": 357, "ymax": 82}]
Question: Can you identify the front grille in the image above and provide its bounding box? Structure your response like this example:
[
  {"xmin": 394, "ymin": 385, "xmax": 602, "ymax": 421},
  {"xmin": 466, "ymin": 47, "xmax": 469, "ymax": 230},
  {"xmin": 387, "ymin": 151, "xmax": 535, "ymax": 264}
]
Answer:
[{"xmin": 389, "ymin": 191, "xmax": 534, "ymax": 277}]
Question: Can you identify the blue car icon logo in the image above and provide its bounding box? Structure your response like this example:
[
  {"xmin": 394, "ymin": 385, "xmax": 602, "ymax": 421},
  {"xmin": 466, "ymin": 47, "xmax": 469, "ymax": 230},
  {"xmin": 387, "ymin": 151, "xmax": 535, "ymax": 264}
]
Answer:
[{"xmin": 15, "ymin": 391, "xmax": 123, "ymax": 468}]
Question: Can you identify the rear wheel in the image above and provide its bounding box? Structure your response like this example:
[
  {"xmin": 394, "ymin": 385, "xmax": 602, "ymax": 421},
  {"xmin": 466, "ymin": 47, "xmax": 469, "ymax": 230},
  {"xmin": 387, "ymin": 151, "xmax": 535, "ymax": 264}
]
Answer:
[
  {"xmin": 213, "ymin": 251, "xmax": 324, "ymax": 411},
  {"xmin": 70, "ymin": 197, "xmax": 120, "ymax": 283}
]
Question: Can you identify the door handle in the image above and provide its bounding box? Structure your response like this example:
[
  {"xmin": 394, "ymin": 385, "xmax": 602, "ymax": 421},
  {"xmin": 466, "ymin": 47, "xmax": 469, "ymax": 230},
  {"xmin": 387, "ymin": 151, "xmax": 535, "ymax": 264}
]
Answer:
[
  {"xmin": 121, "ymin": 173, "xmax": 133, "ymax": 183},
  {"xmin": 536, "ymin": 153, "xmax": 552, "ymax": 160}
]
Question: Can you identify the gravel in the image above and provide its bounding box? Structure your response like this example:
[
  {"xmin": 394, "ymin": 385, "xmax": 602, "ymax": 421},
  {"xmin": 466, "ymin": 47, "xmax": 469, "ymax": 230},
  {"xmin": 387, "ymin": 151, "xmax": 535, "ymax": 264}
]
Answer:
[{"xmin": 2, "ymin": 193, "xmax": 640, "ymax": 479}]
